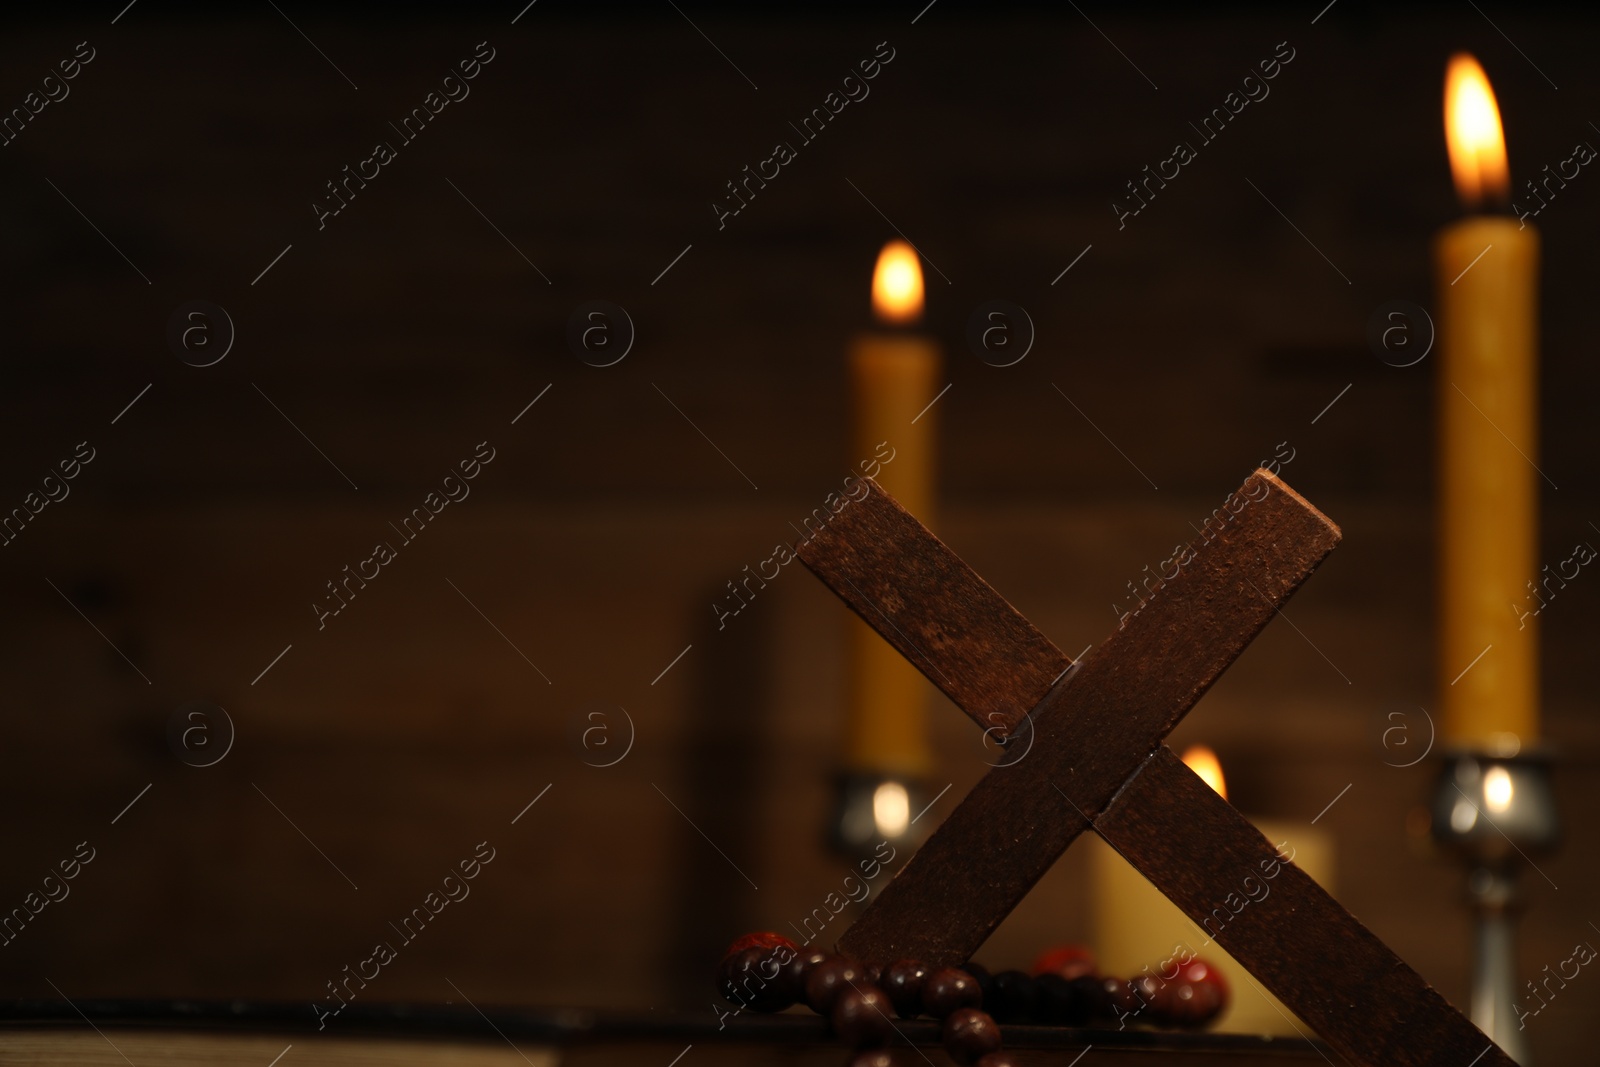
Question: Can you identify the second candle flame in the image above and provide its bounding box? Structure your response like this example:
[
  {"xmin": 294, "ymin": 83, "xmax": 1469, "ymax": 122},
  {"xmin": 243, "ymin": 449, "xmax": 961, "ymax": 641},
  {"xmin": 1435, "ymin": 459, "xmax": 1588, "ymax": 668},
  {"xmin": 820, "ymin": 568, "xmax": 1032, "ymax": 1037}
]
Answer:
[
  {"xmin": 1181, "ymin": 744, "xmax": 1228, "ymax": 801},
  {"xmin": 871, "ymin": 239, "xmax": 924, "ymax": 325},
  {"xmin": 1444, "ymin": 53, "xmax": 1509, "ymax": 209}
]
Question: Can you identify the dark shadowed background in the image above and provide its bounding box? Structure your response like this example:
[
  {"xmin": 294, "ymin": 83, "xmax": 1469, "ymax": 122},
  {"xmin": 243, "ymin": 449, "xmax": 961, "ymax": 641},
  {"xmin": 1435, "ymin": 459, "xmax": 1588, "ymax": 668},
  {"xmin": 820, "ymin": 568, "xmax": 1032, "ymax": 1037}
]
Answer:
[{"xmin": 1, "ymin": 1, "xmax": 1597, "ymax": 1062}]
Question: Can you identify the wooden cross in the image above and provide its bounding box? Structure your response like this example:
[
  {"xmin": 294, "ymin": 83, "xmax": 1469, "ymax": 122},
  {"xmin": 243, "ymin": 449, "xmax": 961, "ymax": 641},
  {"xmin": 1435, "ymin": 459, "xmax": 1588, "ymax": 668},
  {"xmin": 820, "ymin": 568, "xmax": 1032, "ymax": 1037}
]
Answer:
[{"xmin": 796, "ymin": 469, "xmax": 1516, "ymax": 1067}]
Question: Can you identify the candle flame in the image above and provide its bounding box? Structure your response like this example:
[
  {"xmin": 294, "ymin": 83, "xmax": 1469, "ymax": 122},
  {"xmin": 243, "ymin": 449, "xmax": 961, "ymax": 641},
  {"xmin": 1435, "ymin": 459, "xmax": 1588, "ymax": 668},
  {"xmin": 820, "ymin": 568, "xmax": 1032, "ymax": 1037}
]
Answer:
[
  {"xmin": 1180, "ymin": 744, "xmax": 1227, "ymax": 801},
  {"xmin": 873, "ymin": 780, "xmax": 911, "ymax": 838},
  {"xmin": 1444, "ymin": 53, "xmax": 1509, "ymax": 208},
  {"xmin": 871, "ymin": 240, "xmax": 924, "ymax": 324}
]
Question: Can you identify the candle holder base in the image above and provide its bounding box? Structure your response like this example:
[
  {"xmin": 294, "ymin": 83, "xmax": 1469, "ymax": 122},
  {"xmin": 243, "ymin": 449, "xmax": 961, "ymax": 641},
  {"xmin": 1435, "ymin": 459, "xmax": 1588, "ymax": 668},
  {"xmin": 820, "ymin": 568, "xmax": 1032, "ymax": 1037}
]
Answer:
[{"xmin": 1429, "ymin": 749, "xmax": 1560, "ymax": 1064}]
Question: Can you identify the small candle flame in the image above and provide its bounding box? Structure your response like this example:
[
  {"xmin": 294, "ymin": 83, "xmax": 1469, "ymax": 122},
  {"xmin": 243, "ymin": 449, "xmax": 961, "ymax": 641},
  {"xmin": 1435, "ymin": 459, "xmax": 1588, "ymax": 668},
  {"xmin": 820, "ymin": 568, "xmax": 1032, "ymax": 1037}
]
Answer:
[
  {"xmin": 1180, "ymin": 744, "xmax": 1227, "ymax": 801},
  {"xmin": 871, "ymin": 240, "xmax": 924, "ymax": 325},
  {"xmin": 873, "ymin": 780, "xmax": 911, "ymax": 838},
  {"xmin": 1444, "ymin": 53, "xmax": 1509, "ymax": 209}
]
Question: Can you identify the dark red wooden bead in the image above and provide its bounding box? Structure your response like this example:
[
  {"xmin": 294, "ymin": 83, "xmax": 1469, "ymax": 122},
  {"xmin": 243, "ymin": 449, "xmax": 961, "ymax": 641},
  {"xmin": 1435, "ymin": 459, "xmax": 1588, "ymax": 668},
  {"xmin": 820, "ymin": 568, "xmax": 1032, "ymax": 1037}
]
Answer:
[
  {"xmin": 717, "ymin": 945, "xmax": 763, "ymax": 1005},
  {"xmin": 1068, "ymin": 974, "xmax": 1111, "ymax": 1022},
  {"xmin": 805, "ymin": 955, "xmax": 866, "ymax": 1015},
  {"xmin": 718, "ymin": 945, "xmax": 795, "ymax": 1012},
  {"xmin": 723, "ymin": 931, "xmax": 797, "ymax": 958},
  {"xmin": 832, "ymin": 986, "xmax": 895, "ymax": 1049},
  {"xmin": 1100, "ymin": 976, "xmax": 1143, "ymax": 1021},
  {"xmin": 1178, "ymin": 957, "xmax": 1229, "ymax": 1001},
  {"xmin": 1033, "ymin": 973, "xmax": 1074, "ymax": 1024},
  {"xmin": 1131, "ymin": 973, "xmax": 1172, "ymax": 1023},
  {"xmin": 922, "ymin": 967, "xmax": 984, "ymax": 1017},
  {"xmin": 782, "ymin": 948, "xmax": 830, "ymax": 1002},
  {"xmin": 1167, "ymin": 978, "xmax": 1226, "ymax": 1026},
  {"xmin": 882, "ymin": 958, "xmax": 930, "ymax": 1018},
  {"xmin": 987, "ymin": 970, "xmax": 1038, "ymax": 1023},
  {"xmin": 942, "ymin": 1007, "xmax": 1003, "ymax": 1066},
  {"xmin": 1167, "ymin": 957, "xmax": 1228, "ymax": 1027}
]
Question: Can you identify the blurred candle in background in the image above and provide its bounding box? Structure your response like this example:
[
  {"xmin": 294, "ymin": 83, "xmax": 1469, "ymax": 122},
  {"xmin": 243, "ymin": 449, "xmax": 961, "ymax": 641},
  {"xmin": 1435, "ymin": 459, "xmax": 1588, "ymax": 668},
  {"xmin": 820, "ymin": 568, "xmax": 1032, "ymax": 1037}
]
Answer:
[
  {"xmin": 1435, "ymin": 53, "xmax": 1540, "ymax": 754},
  {"xmin": 839, "ymin": 241, "xmax": 940, "ymax": 819}
]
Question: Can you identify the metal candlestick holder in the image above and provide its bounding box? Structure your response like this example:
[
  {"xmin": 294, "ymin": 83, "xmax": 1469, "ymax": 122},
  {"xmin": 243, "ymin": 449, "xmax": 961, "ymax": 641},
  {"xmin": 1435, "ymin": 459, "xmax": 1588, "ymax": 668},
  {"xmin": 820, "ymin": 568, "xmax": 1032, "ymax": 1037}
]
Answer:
[{"xmin": 1429, "ymin": 750, "xmax": 1560, "ymax": 1063}]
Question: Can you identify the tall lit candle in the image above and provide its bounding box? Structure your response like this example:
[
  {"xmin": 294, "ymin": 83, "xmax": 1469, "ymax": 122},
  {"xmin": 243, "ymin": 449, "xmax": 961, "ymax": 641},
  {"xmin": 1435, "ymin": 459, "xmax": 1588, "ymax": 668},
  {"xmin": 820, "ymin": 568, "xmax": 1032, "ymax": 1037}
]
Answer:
[
  {"xmin": 1436, "ymin": 54, "xmax": 1540, "ymax": 754},
  {"xmin": 845, "ymin": 240, "xmax": 940, "ymax": 778}
]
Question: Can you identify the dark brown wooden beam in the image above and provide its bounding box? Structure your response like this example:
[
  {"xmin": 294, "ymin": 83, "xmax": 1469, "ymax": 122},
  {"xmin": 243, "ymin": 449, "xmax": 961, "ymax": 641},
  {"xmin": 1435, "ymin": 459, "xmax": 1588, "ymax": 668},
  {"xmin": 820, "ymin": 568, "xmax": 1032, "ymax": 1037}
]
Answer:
[
  {"xmin": 837, "ymin": 471, "xmax": 1341, "ymax": 965},
  {"xmin": 1097, "ymin": 745, "xmax": 1515, "ymax": 1067}
]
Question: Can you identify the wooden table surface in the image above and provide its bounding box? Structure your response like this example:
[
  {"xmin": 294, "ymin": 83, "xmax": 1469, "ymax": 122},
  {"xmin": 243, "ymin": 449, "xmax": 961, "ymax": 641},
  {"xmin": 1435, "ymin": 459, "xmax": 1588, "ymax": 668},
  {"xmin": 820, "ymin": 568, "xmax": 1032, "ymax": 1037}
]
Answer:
[{"xmin": 0, "ymin": 1001, "xmax": 1328, "ymax": 1065}]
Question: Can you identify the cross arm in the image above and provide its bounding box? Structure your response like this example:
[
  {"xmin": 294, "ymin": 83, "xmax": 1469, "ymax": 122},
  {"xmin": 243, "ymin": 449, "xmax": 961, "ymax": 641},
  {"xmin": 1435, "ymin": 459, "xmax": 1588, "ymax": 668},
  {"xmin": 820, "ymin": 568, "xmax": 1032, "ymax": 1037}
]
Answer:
[
  {"xmin": 836, "ymin": 469, "xmax": 1341, "ymax": 964},
  {"xmin": 795, "ymin": 477, "xmax": 1071, "ymax": 736},
  {"xmin": 1098, "ymin": 746, "xmax": 1516, "ymax": 1067}
]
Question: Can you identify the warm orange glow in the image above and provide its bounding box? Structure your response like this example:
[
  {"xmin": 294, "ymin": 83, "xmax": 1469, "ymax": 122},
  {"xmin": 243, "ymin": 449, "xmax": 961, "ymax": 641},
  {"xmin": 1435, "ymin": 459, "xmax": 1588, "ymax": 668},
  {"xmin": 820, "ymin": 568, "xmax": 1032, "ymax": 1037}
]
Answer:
[
  {"xmin": 1444, "ymin": 53, "xmax": 1509, "ymax": 208},
  {"xmin": 871, "ymin": 240, "xmax": 923, "ymax": 324},
  {"xmin": 1180, "ymin": 744, "xmax": 1227, "ymax": 801}
]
